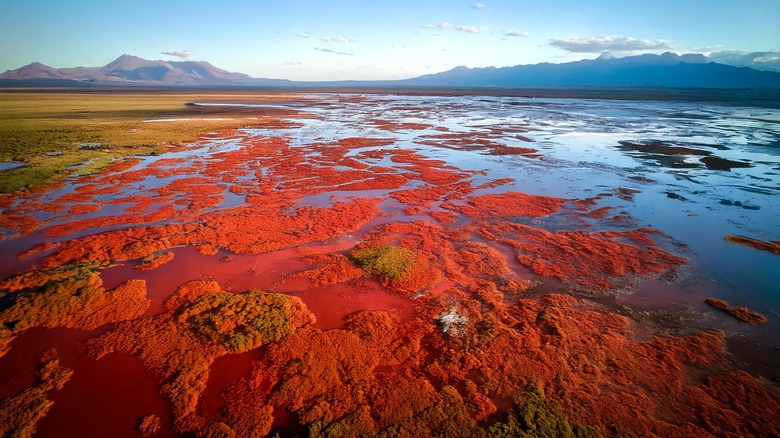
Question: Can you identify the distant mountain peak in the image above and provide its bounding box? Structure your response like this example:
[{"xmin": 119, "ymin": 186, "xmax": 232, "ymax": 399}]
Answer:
[
  {"xmin": 402, "ymin": 52, "xmax": 780, "ymax": 89},
  {"xmin": 0, "ymin": 54, "xmax": 278, "ymax": 86},
  {"xmin": 101, "ymin": 54, "xmax": 168, "ymax": 73},
  {"xmin": 0, "ymin": 61, "xmax": 65, "ymax": 80},
  {"xmin": 1, "ymin": 52, "xmax": 779, "ymax": 89}
]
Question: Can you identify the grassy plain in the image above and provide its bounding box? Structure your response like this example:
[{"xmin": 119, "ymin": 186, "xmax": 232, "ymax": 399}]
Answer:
[{"xmin": 0, "ymin": 90, "xmax": 305, "ymax": 193}]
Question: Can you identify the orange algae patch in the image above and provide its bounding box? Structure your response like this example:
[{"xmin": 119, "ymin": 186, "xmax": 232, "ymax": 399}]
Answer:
[
  {"xmin": 198, "ymin": 292, "xmax": 780, "ymax": 437},
  {"xmin": 333, "ymin": 173, "xmax": 408, "ymax": 191},
  {"xmin": 279, "ymin": 168, "xmax": 378, "ymax": 192},
  {"xmin": 389, "ymin": 182, "xmax": 473, "ymax": 208},
  {"xmin": 156, "ymin": 177, "xmax": 225, "ymax": 197},
  {"xmin": 416, "ymin": 132, "xmax": 539, "ymax": 157},
  {"xmin": 37, "ymin": 202, "xmax": 67, "ymax": 214},
  {"xmin": 430, "ymin": 211, "xmax": 458, "ymax": 224},
  {"xmin": 203, "ymin": 198, "xmax": 384, "ymax": 254},
  {"xmin": 100, "ymin": 157, "xmax": 143, "ymax": 174},
  {"xmin": 447, "ymin": 191, "xmax": 566, "ymax": 219},
  {"xmin": 291, "ymin": 253, "xmax": 364, "ymax": 287},
  {"xmin": 42, "ymin": 204, "xmax": 177, "ymax": 238},
  {"xmin": 389, "ymin": 150, "xmax": 475, "ymax": 186},
  {"xmin": 137, "ymin": 415, "xmax": 162, "ymax": 436},
  {"xmin": 585, "ymin": 205, "xmax": 612, "ymax": 219},
  {"xmin": 371, "ymin": 119, "xmax": 432, "ymax": 132},
  {"xmin": 85, "ymin": 280, "xmax": 315, "ymax": 432},
  {"xmin": 67, "ymin": 203, "xmax": 101, "ymax": 215},
  {"xmin": 17, "ymin": 241, "xmax": 60, "ymax": 260},
  {"xmin": 135, "ymin": 251, "xmax": 175, "ymax": 271},
  {"xmin": 331, "ymin": 136, "xmax": 396, "ymax": 149},
  {"xmin": 0, "ymin": 211, "xmax": 44, "ymax": 237},
  {"xmin": 473, "ymin": 176, "xmax": 515, "ymax": 191},
  {"xmin": 0, "ymin": 349, "xmax": 73, "ymax": 438},
  {"xmin": 146, "ymin": 157, "xmax": 188, "ymax": 168},
  {"xmin": 40, "ymin": 197, "xmax": 383, "ymax": 269},
  {"xmin": 195, "ymin": 244, "xmax": 220, "ymax": 256},
  {"xmin": 724, "ymin": 234, "xmax": 780, "ymax": 255},
  {"xmin": 477, "ymin": 222, "xmax": 686, "ymax": 289},
  {"xmin": 216, "ymin": 311, "xmax": 430, "ymax": 436},
  {"xmin": 74, "ymin": 183, "xmax": 124, "ymax": 196},
  {"xmin": 420, "ymin": 293, "xmax": 780, "ymax": 437},
  {"xmin": 706, "ymin": 298, "xmax": 768, "ymax": 324},
  {"xmin": 0, "ymin": 264, "xmax": 150, "ymax": 355}
]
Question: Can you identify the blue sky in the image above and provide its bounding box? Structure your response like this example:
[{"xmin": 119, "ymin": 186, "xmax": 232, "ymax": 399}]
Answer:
[{"xmin": 1, "ymin": 0, "xmax": 778, "ymax": 80}]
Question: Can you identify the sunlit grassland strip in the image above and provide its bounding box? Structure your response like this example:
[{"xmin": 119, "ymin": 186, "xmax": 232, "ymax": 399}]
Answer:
[{"xmin": 0, "ymin": 91, "xmax": 306, "ymax": 193}]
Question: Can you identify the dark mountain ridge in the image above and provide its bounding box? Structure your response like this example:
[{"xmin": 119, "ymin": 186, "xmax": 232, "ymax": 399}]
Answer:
[
  {"xmin": 402, "ymin": 53, "xmax": 780, "ymax": 89},
  {"xmin": 0, "ymin": 54, "xmax": 290, "ymax": 86},
  {"xmin": 2, "ymin": 52, "xmax": 779, "ymax": 90}
]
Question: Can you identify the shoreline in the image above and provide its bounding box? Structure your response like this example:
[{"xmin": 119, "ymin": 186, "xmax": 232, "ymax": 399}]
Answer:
[{"xmin": 3, "ymin": 85, "xmax": 780, "ymax": 107}]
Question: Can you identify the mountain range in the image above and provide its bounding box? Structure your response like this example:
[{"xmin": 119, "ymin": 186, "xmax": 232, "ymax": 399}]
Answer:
[
  {"xmin": 0, "ymin": 54, "xmax": 292, "ymax": 87},
  {"xmin": 2, "ymin": 52, "xmax": 780, "ymax": 89}
]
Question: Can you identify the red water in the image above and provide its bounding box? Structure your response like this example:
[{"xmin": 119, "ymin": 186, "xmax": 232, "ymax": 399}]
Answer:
[
  {"xmin": 0, "ymin": 328, "xmax": 90, "ymax": 400},
  {"xmin": 100, "ymin": 245, "xmax": 313, "ymax": 315},
  {"xmin": 0, "ymin": 326, "xmax": 178, "ymax": 437},
  {"xmin": 292, "ymin": 280, "xmax": 417, "ymax": 330},
  {"xmin": 197, "ymin": 349, "xmax": 263, "ymax": 420},
  {"xmin": 37, "ymin": 352, "xmax": 177, "ymax": 438}
]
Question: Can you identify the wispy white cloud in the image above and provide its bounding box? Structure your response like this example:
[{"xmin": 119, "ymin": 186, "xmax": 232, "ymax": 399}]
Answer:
[
  {"xmin": 471, "ymin": 2, "xmax": 486, "ymax": 9},
  {"xmin": 320, "ymin": 34, "xmax": 363, "ymax": 43},
  {"xmin": 314, "ymin": 47, "xmax": 354, "ymax": 56},
  {"xmin": 422, "ymin": 22, "xmax": 480, "ymax": 33},
  {"xmin": 505, "ymin": 29, "xmax": 529, "ymax": 37},
  {"xmin": 708, "ymin": 49, "xmax": 780, "ymax": 72},
  {"xmin": 455, "ymin": 24, "xmax": 480, "ymax": 33},
  {"xmin": 282, "ymin": 61, "xmax": 304, "ymax": 66},
  {"xmin": 161, "ymin": 49, "xmax": 192, "ymax": 59},
  {"xmin": 549, "ymin": 35, "xmax": 674, "ymax": 53},
  {"xmin": 295, "ymin": 32, "xmax": 311, "ymax": 38}
]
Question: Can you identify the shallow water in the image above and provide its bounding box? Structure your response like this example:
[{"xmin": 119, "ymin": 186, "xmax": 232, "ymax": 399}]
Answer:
[
  {"xmin": 0, "ymin": 162, "xmax": 25, "ymax": 171},
  {"xmin": 280, "ymin": 93, "xmax": 780, "ymax": 376}
]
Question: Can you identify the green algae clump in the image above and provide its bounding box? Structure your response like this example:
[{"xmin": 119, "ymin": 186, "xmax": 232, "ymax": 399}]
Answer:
[
  {"xmin": 487, "ymin": 383, "xmax": 597, "ymax": 438},
  {"xmin": 179, "ymin": 290, "xmax": 312, "ymax": 353},
  {"xmin": 349, "ymin": 245, "xmax": 415, "ymax": 280},
  {"xmin": 0, "ymin": 262, "xmax": 150, "ymax": 355}
]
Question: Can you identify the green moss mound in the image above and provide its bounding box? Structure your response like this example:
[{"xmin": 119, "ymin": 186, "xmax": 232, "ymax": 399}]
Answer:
[
  {"xmin": 180, "ymin": 290, "xmax": 306, "ymax": 353},
  {"xmin": 487, "ymin": 383, "xmax": 597, "ymax": 438},
  {"xmin": 374, "ymin": 383, "xmax": 597, "ymax": 438},
  {"xmin": 349, "ymin": 245, "xmax": 415, "ymax": 280}
]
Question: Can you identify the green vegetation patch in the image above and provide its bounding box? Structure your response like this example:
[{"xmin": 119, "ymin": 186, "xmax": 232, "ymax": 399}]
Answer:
[
  {"xmin": 0, "ymin": 261, "xmax": 149, "ymax": 334},
  {"xmin": 487, "ymin": 383, "xmax": 597, "ymax": 438},
  {"xmin": 0, "ymin": 91, "xmax": 292, "ymax": 193},
  {"xmin": 374, "ymin": 383, "xmax": 597, "ymax": 438},
  {"xmin": 180, "ymin": 290, "xmax": 305, "ymax": 353},
  {"xmin": 349, "ymin": 245, "xmax": 415, "ymax": 280}
]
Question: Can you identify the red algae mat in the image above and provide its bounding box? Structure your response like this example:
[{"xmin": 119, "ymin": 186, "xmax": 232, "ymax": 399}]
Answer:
[{"xmin": 1, "ymin": 94, "xmax": 779, "ymax": 437}]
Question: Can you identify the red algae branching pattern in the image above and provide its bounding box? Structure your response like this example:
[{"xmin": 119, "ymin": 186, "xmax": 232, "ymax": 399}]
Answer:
[
  {"xmin": 724, "ymin": 234, "xmax": 780, "ymax": 255},
  {"xmin": 0, "ymin": 93, "xmax": 778, "ymax": 437},
  {"xmin": 705, "ymin": 298, "xmax": 768, "ymax": 324}
]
